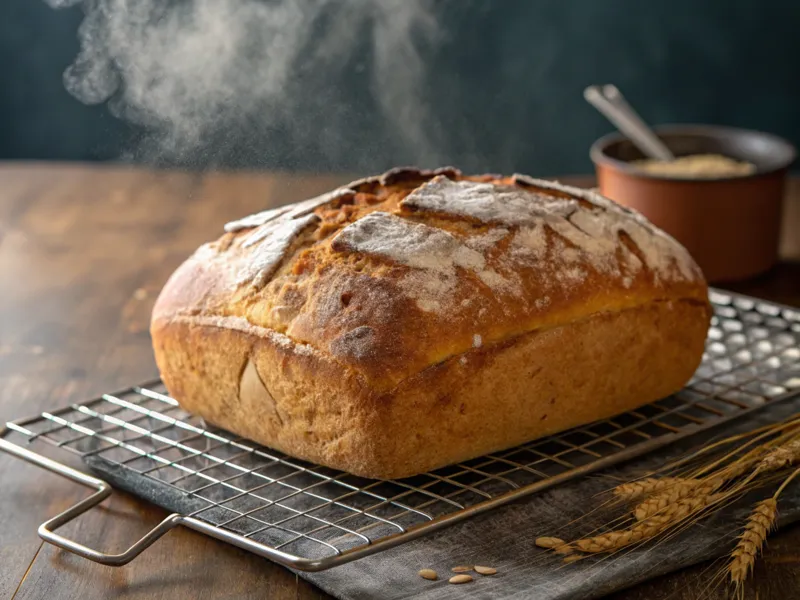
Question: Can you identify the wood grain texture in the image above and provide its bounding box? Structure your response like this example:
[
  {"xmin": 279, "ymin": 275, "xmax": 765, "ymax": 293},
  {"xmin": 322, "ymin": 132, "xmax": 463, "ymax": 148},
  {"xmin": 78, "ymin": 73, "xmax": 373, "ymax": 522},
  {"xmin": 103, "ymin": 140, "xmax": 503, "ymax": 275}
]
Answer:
[{"xmin": 0, "ymin": 162, "xmax": 798, "ymax": 600}]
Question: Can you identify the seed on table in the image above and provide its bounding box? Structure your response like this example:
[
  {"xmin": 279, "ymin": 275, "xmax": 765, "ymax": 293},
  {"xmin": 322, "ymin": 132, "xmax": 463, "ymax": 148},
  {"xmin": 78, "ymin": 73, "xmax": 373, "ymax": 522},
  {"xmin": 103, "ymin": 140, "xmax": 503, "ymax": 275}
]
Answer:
[
  {"xmin": 474, "ymin": 566, "xmax": 497, "ymax": 575},
  {"xmin": 535, "ymin": 536, "xmax": 565, "ymax": 549},
  {"xmin": 451, "ymin": 565, "xmax": 472, "ymax": 573},
  {"xmin": 563, "ymin": 554, "xmax": 583, "ymax": 564},
  {"xmin": 418, "ymin": 569, "xmax": 438, "ymax": 580},
  {"xmin": 449, "ymin": 574, "xmax": 473, "ymax": 584}
]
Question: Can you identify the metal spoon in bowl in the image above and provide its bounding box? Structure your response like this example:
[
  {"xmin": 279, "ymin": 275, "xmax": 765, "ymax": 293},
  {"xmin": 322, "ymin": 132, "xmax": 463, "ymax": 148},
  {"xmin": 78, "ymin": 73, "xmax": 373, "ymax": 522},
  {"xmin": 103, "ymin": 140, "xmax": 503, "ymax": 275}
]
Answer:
[{"xmin": 584, "ymin": 84, "xmax": 675, "ymax": 162}]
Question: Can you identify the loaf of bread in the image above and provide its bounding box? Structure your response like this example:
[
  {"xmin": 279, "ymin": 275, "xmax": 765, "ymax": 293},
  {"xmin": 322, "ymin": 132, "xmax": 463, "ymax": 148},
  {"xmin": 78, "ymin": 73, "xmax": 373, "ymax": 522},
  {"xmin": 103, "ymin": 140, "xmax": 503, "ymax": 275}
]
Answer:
[{"xmin": 151, "ymin": 167, "xmax": 712, "ymax": 479}]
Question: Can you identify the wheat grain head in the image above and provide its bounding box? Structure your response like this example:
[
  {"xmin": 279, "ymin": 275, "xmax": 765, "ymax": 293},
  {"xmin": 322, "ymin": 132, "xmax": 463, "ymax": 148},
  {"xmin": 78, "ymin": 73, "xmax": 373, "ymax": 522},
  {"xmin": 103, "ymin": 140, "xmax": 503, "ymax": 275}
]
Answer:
[
  {"xmin": 612, "ymin": 477, "xmax": 688, "ymax": 501},
  {"xmin": 633, "ymin": 478, "xmax": 721, "ymax": 521},
  {"xmin": 755, "ymin": 439, "xmax": 800, "ymax": 475},
  {"xmin": 728, "ymin": 498, "xmax": 777, "ymax": 587},
  {"xmin": 574, "ymin": 494, "xmax": 716, "ymax": 554}
]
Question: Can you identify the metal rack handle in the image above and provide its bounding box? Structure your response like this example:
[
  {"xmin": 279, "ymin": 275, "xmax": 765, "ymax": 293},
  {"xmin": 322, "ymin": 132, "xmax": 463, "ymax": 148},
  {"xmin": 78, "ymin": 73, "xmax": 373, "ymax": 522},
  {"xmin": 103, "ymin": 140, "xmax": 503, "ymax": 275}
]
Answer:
[{"xmin": 0, "ymin": 434, "xmax": 180, "ymax": 566}]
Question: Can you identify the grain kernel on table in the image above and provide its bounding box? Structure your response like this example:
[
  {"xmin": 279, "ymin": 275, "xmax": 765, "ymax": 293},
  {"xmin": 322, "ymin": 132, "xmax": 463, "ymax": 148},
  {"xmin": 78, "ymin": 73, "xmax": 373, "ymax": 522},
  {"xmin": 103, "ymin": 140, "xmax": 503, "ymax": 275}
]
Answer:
[
  {"xmin": 448, "ymin": 574, "xmax": 473, "ymax": 584},
  {"xmin": 451, "ymin": 565, "xmax": 472, "ymax": 573},
  {"xmin": 474, "ymin": 566, "xmax": 497, "ymax": 575},
  {"xmin": 418, "ymin": 569, "xmax": 437, "ymax": 581}
]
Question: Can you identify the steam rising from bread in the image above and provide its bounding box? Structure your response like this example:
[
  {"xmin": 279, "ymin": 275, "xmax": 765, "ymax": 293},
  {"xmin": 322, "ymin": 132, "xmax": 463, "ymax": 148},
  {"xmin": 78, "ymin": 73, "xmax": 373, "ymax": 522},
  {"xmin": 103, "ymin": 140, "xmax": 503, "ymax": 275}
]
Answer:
[{"xmin": 43, "ymin": 0, "xmax": 442, "ymax": 169}]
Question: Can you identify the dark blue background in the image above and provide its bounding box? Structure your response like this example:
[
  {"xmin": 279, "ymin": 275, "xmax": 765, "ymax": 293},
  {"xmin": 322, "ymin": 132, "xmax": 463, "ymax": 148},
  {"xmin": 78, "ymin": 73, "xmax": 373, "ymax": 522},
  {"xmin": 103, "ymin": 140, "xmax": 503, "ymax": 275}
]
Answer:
[{"xmin": 2, "ymin": 0, "xmax": 799, "ymax": 176}]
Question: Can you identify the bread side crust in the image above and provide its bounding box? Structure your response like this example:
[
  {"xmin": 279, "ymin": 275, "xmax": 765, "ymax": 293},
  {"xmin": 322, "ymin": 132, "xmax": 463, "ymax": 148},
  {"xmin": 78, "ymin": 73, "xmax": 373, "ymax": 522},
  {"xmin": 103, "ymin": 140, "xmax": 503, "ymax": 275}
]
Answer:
[
  {"xmin": 151, "ymin": 314, "xmax": 385, "ymax": 477},
  {"xmin": 151, "ymin": 297, "xmax": 710, "ymax": 479}
]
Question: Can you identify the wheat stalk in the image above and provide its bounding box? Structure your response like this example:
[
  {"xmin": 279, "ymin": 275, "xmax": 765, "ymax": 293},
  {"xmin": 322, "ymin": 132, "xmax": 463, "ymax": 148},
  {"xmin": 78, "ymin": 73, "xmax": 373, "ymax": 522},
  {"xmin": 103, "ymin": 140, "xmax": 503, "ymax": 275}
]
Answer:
[
  {"xmin": 664, "ymin": 419, "xmax": 799, "ymax": 476},
  {"xmin": 754, "ymin": 438, "xmax": 800, "ymax": 475},
  {"xmin": 690, "ymin": 420, "xmax": 800, "ymax": 480},
  {"xmin": 574, "ymin": 494, "xmax": 717, "ymax": 553},
  {"xmin": 612, "ymin": 477, "xmax": 689, "ymax": 501},
  {"xmin": 728, "ymin": 498, "xmax": 777, "ymax": 586},
  {"xmin": 728, "ymin": 465, "xmax": 800, "ymax": 590},
  {"xmin": 632, "ymin": 478, "xmax": 720, "ymax": 521},
  {"xmin": 715, "ymin": 455, "xmax": 761, "ymax": 481},
  {"xmin": 540, "ymin": 414, "xmax": 800, "ymax": 598}
]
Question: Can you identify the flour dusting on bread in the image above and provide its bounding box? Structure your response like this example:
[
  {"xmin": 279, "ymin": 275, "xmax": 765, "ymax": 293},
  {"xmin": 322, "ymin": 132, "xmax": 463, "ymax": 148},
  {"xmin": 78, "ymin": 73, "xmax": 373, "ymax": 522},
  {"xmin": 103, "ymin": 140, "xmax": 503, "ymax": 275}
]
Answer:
[
  {"xmin": 511, "ymin": 223, "xmax": 548, "ymax": 261},
  {"xmin": 398, "ymin": 174, "xmax": 697, "ymax": 286},
  {"xmin": 400, "ymin": 176, "xmax": 575, "ymax": 225},
  {"xmin": 331, "ymin": 212, "xmax": 514, "ymax": 313},
  {"xmin": 332, "ymin": 211, "xmax": 485, "ymax": 273},
  {"xmin": 512, "ymin": 174, "xmax": 700, "ymax": 282},
  {"xmin": 238, "ymin": 213, "xmax": 319, "ymax": 288},
  {"xmin": 225, "ymin": 187, "xmax": 355, "ymax": 233},
  {"xmin": 399, "ymin": 271, "xmax": 456, "ymax": 313}
]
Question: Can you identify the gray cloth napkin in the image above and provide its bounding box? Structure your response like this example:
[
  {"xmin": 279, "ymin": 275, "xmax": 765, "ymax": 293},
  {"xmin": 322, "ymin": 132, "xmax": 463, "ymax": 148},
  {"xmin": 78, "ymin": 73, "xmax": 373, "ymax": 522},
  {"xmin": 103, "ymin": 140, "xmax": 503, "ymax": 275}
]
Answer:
[{"xmin": 85, "ymin": 394, "xmax": 800, "ymax": 600}]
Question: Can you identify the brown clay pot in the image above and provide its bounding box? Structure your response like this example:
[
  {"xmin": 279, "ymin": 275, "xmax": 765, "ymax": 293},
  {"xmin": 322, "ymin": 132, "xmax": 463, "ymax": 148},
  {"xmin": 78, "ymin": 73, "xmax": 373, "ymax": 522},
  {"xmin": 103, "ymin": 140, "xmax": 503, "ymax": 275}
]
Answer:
[{"xmin": 590, "ymin": 125, "xmax": 796, "ymax": 283}]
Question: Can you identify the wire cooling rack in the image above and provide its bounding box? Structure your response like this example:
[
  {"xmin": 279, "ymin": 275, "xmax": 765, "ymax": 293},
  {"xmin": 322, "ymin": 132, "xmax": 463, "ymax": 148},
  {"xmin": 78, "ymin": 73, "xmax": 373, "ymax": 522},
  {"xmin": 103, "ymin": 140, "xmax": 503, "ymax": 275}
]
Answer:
[{"xmin": 1, "ymin": 289, "xmax": 799, "ymax": 571}]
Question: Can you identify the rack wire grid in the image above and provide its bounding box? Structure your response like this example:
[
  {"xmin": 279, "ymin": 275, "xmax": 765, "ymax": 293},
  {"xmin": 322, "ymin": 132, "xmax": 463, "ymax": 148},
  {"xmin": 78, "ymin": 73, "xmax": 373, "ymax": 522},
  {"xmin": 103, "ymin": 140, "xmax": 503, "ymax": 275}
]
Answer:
[{"xmin": 2, "ymin": 289, "xmax": 800, "ymax": 571}]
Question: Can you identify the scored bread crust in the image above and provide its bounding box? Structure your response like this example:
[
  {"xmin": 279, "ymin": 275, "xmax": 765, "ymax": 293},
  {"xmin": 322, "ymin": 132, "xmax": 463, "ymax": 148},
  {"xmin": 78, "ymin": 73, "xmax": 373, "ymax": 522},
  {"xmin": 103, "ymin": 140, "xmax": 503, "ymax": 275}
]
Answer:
[{"xmin": 151, "ymin": 167, "xmax": 712, "ymax": 479}]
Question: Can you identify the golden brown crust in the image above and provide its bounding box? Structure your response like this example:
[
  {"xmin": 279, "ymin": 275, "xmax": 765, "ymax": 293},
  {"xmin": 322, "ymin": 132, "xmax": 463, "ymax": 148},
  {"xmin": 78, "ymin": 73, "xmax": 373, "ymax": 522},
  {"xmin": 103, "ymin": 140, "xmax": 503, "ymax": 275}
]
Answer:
[{"xmin": 151, "ymin": 168, "xmax": 712, "ymax": 479}]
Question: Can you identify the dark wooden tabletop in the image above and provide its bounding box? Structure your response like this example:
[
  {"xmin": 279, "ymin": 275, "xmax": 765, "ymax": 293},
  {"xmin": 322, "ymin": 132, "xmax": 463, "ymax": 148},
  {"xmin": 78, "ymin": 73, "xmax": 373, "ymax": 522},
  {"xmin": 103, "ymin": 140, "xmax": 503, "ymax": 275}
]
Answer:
[{"xmin": 1, "ymin": 162, "xmax": 798, "ymax": 600}]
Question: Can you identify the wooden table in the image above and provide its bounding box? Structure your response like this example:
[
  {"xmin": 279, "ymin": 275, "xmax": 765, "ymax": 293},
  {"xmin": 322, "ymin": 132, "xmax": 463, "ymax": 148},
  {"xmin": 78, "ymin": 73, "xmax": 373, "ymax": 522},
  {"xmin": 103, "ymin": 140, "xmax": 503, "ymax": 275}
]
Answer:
[{"xmin": 1, "ymin": 162, "xmax": 798, "ymax": 600}]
